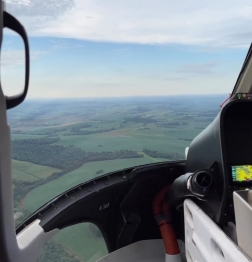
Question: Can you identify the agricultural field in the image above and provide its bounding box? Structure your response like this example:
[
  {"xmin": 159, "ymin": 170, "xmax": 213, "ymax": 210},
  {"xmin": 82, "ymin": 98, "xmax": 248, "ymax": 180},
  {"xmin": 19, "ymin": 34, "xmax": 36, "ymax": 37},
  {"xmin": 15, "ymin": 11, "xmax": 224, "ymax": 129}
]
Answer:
[
  {"xmin": 12, "ymin": 160, "xmax": 61, "ymax": 182},
  {"xmin": 52, "ymin": 223, "xmax": 108, "ymax": 262},
  {"xmin": 23, "ymin": 157, "xmax": 157, "ymax": 213},
  {"xmin": 8, "ymin": 95, "xmax": 226, "ymax": 262}
]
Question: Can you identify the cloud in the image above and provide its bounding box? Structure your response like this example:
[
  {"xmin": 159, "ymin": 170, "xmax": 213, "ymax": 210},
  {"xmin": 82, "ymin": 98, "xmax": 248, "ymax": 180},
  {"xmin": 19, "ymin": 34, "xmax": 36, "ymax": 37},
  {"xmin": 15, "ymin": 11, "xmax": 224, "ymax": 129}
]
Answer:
[
  {"xmin": 1, "ymin": 49, "xmax": 45, "ymax": 67},
  {"xmin": 5, "ymin": 0, "xmax": 75, "ymax": 17},
  {"xmin": 159, "ymin": 62, "xmax": 222, "ymax": 82},
  {"xmin": 50, "ymin": 39, "xmax": 69, "ymax": 49},
  {"xmin": 5, "ymin": 0, "xmax": 252, "ymax": 47},
  {"xmin": 5, "ymin": 0, "xmax": 75, "ymax": 33},
  {"xmin": 176, "ymin": 62, "xmax": 219, "ymax": 75}
]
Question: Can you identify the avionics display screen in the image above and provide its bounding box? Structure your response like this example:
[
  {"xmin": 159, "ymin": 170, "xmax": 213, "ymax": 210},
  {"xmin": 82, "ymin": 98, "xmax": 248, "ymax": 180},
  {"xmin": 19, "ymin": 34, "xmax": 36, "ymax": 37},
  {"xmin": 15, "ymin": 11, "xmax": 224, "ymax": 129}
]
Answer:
[{"xmin": 232, "ymin": 165, "xmax": 252, "ymax": 182}]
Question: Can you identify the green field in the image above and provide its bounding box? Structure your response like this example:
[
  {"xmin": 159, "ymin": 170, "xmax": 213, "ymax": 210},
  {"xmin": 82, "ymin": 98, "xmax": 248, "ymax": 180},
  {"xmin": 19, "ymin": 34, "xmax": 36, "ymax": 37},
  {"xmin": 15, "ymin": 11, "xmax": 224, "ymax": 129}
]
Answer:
[
  {"xmin": 12, "ymin": 160, "xmax": 61, "ymax": 182},
  {"xmin": 53, "ymin": 223, "xmax": 107, "ymax": 262},
  {"xmin": 23, "ymin": 157, "xmax": 156, "ymax": 213},
  {"xmin": 55, "ymin": 131, "xmax": 191, "ymax": 154}
]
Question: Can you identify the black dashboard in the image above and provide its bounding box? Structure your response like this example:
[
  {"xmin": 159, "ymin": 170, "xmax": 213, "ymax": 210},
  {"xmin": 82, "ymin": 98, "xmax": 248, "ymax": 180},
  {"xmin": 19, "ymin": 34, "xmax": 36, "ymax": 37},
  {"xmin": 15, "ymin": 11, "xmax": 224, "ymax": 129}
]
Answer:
[
  {"xmin": 186, "ymin": 97, "xmax": 252, "ymax": 225},
  {"xmin": 223, "ymin": 101, "xmax": 252, "ymax": 185},
  {"xmin": 223, "ymin": 101, "xmax": 252, "ymax": 221}
]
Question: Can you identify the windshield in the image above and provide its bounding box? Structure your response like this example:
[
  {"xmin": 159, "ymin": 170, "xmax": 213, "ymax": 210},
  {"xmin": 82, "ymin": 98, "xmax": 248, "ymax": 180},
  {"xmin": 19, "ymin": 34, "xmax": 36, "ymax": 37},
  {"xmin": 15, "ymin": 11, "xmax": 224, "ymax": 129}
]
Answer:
[{"xmin": 2, "ymin": 1, "xmax": 248, "ymax": 227}]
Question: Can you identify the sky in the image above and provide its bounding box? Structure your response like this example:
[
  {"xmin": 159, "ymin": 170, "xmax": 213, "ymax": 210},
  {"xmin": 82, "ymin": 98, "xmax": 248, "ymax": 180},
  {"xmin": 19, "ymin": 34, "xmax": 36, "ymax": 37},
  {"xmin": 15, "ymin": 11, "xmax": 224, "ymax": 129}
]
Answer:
[{"xmin": 1, "ymin": 0, "xmax": 252, "ymax": 98}]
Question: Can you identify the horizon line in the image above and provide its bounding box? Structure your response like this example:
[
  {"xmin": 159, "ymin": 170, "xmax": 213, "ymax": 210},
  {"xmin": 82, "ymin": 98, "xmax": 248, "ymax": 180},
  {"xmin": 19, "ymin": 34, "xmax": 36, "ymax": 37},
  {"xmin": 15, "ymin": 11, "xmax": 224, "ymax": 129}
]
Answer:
[{"xmin": 25, "ymin": 93, "xmax": 228, "ymax": 100}]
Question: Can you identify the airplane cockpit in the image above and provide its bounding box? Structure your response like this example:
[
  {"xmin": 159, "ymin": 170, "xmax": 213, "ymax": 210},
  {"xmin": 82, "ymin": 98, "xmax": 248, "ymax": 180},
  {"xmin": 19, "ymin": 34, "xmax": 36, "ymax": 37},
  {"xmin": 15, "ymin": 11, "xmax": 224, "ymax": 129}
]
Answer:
[{"xmin": 2, "ymin": 3, "xmax": 252, "ymax": 262}]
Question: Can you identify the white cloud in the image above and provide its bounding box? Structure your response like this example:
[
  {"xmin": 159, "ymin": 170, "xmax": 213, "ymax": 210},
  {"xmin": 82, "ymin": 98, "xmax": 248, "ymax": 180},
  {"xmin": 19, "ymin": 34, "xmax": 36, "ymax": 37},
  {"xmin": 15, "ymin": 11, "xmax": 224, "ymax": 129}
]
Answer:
[
  {"xmin": 1, "ymin": 49, "xmax": 45, "ymax": 67},
  {"xmin": 5, "ymin": 0, "xmax": 75, "ymax": 17},
  {"xmin": 50, "ymin": 39, "xmax": 69, "ymax": 49},
  {"xmin": 176, "ymin": 62, "xmax": 219, "ymax": 75},
  {"xmin": 5, "ymin": 0, "xmax": 252, "ymax": 47}
]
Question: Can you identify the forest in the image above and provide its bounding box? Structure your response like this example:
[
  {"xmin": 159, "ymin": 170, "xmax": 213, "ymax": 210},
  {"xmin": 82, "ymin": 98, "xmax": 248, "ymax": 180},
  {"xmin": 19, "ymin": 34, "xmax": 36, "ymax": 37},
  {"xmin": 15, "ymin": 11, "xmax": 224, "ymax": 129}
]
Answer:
[
  {"xmin": 64, "ymin": 127, "xmax": 117, "ymax": 136},
  {"xmin": 12, "ymin": 137, "xmax": 143, "ymax": 208},
  {"xmin": 143, "ymin": 148, "xmax": 183, "ymax": 160},
  {"xmin": 12, "ymin": 137, "xmax": 143, "ymax": 170}
]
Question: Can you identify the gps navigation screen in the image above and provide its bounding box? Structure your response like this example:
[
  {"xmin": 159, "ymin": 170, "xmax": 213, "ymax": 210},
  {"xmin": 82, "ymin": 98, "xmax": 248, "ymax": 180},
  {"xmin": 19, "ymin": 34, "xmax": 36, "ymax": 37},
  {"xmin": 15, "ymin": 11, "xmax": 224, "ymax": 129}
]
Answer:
[{"xmin": 232, "ymin": 165, "xmax": 252, "ymax": 182}]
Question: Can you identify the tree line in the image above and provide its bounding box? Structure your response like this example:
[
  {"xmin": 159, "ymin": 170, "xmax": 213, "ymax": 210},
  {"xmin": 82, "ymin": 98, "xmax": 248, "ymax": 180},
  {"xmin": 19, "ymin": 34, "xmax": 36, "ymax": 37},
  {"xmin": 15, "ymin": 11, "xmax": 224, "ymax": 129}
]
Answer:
[
  {"xmin": 64, "ymin": 127, "xmax": 117, "ymax": 136},
  {"xmin": 12, "ymin": 137, "xmax": 142, "ymax": 171},
  {"xmin": 12, "ymin": 137, "xmax": 143, "ymax": 208},
  {"xmin": 143, "ymin": 148, "xmax": 183, "ymax": 160}
]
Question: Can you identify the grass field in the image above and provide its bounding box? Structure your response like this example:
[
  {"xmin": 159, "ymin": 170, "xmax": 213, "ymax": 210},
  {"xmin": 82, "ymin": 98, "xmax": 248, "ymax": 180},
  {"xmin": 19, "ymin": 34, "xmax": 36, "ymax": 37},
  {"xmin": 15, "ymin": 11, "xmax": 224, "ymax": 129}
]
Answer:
[
  {"xmin": 55, "ymin": 130, "xmax": 192, "ymax": 155},
  {"xmin": 23, "ymin": 157, "xmax": 157, "ymax": 213},
  {"xmin": 53, "ymin": 223, "xmax": 107, "ymax": 262},
  {"xmin": 12, "ymin": 160, "xmax": 61, "ymax": 182}
]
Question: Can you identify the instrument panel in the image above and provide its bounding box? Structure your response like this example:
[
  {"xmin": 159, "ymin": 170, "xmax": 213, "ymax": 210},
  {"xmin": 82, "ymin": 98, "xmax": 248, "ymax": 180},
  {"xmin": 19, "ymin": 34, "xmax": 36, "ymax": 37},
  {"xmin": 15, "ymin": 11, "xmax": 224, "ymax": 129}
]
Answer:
[{"xmin": 186, "ymin": 98, "xmax": 252, "ymax": 224}]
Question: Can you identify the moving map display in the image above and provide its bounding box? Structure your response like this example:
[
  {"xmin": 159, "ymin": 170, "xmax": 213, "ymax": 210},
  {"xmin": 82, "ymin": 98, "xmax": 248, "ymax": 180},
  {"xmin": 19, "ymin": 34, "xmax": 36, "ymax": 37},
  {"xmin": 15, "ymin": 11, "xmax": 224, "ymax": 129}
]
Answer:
[{"xmin": 232, "ymin": 165, "xmax": 252, "ymax": 182}]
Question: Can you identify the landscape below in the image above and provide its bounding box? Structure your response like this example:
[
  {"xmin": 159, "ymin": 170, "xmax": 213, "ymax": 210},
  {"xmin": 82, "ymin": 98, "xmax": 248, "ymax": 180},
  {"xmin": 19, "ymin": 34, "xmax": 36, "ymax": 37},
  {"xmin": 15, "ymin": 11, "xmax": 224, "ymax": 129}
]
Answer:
[{"xmin": 8, "ymin": 95, "xmax": 225, "ymax": 262}]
